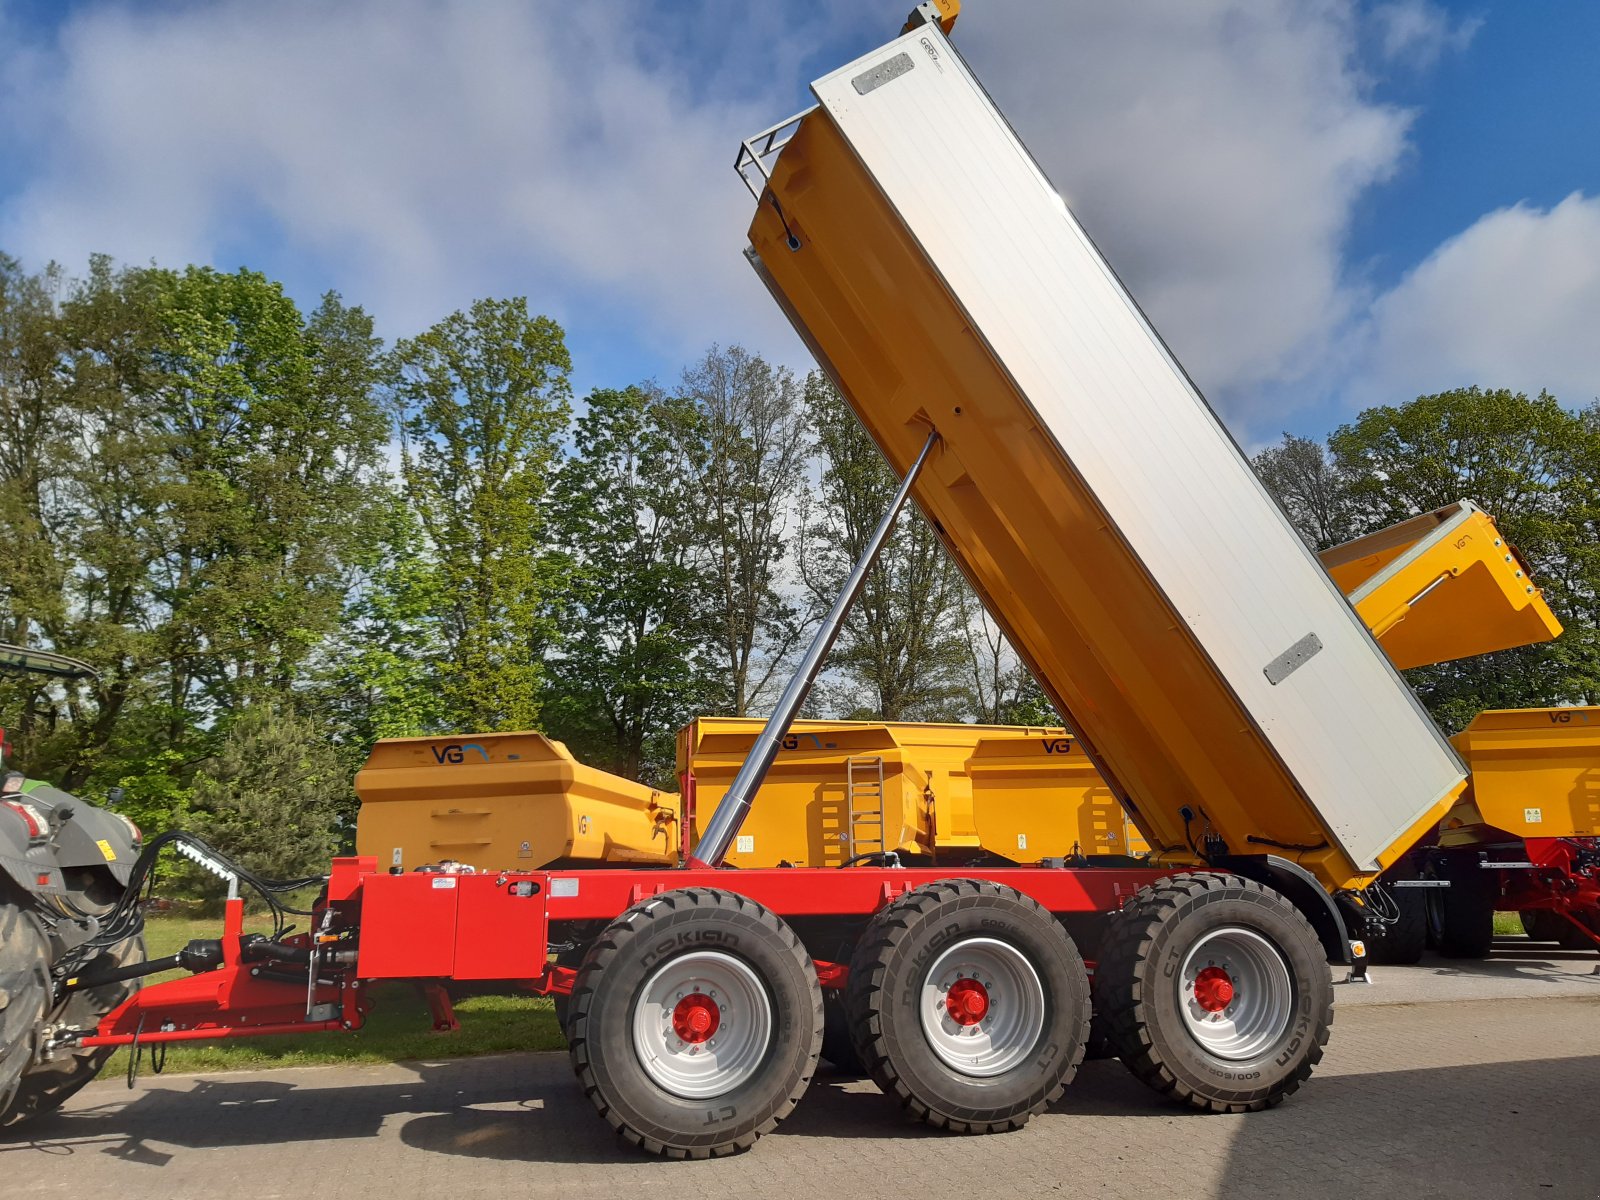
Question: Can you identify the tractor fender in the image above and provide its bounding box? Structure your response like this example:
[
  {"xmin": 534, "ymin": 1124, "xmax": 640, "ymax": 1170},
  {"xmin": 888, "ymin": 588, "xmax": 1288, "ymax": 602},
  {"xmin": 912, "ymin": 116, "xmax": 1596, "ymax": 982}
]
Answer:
[
  {"xmin": 1212, "ymin": 853, "xmax": 1352, "ymax": 965},
  {"xmin": 17, "ymin": 782, "xmax": 140, "ymax": 886}
]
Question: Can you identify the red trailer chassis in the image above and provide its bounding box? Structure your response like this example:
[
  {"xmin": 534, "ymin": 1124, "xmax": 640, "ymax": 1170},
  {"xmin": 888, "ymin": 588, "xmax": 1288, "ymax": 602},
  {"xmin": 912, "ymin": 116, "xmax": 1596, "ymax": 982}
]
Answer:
[{"xmin": 83, "ymin": 856, "xmax": 1173, "ymax": 1048}]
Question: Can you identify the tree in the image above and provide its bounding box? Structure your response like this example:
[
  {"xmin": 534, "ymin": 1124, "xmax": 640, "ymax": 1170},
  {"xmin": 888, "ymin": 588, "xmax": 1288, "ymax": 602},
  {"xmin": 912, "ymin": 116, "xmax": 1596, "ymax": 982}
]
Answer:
[
  {"xmin": 800, "ymin": 373, "xmax": 967, "ymax": 721},
  {"xmin": 542, "ymin": 387, "xmax": 704, "ymax": 784},
  {"xmin": 1252, "ymin": 433, "xmax": 1359, "ymax": 550},
  {"xmin": 0, "ymin": 259, "xmax": 389, "ymax": 812},
  {"xmin": 187, "ymin": 704, "xmax": 349, "ymax": 880},
  {"xmin": 676, "ymin": 345, "xmax": 809, "ymax": 716},
  {"xmin": 956, "ymin": 590, "xmax": 1057, "ymax": 726},
  {"xmin": 1329, "ymin": 388, "xmax": 1600, "ymax": 729},
  {"xmin": 391, "ymin": 298, "xmax": 571, "ymax": 732}
]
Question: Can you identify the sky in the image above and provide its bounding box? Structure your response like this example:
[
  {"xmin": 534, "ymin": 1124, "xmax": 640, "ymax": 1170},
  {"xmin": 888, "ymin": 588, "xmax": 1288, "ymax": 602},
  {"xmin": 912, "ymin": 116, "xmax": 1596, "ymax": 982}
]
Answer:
[{"xmin": 0, "ymin": 0, "xmax": 1595, "ymax": 447}]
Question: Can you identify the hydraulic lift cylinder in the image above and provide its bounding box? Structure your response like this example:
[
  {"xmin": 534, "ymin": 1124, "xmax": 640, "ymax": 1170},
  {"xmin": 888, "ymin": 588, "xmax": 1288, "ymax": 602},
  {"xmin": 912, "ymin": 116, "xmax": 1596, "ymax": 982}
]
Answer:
[{"xmin": 687, "ymin": 428, "xmax": 938, "ymax": 868}]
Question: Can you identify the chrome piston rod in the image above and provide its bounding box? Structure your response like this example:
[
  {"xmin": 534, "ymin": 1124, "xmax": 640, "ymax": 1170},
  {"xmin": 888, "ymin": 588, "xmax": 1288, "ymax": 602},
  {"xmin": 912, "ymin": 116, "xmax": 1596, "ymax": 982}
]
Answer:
[{"xmin": 687, "ymin": 428, "xmax": 939, "ymax": 869}]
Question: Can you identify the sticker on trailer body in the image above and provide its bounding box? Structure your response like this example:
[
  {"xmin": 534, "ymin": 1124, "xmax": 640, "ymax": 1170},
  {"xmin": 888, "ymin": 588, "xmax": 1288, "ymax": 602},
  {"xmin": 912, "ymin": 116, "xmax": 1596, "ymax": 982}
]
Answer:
[{"xmin": 550, "ymin": 877, "xmax": 579, "ymax": 898}]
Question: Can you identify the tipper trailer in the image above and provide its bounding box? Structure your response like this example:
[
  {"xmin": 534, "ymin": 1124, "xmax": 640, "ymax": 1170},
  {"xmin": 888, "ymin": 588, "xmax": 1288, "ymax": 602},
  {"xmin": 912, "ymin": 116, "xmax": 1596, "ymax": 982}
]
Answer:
[{"xmin": 0, "ymin": 2, "xmax": 1562, "ymax": 1158}]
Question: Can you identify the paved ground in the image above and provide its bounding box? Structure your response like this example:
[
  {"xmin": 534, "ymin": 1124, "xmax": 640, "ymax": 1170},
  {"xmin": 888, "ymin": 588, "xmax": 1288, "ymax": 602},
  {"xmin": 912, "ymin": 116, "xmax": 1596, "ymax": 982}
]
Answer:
[{"xmin": 5, "ymin": 948, "xmax": 1597, "ymax": 1200}]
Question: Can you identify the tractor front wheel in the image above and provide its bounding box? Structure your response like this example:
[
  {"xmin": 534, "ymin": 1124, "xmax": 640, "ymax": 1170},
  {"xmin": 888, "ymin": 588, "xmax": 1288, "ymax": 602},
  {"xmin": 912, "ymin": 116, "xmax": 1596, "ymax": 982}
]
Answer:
[{"xmin": 0, "ymin": 900, "xmax": 51, "ymax": 1123}]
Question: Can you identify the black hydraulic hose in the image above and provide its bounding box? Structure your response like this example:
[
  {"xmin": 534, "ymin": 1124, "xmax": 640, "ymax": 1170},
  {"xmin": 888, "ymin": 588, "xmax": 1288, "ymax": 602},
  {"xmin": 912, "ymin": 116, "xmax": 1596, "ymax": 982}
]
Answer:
[{"xmin": 60, "ymin": 952, "xmax": 185, "ymax": 993}]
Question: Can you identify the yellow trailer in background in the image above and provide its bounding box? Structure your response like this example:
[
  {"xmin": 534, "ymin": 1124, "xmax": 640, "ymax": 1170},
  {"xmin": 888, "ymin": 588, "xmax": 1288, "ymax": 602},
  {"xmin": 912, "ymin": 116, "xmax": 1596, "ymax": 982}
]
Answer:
[{"xmin": 353, "ymin": 731, "xmax": 678, "ymax": 873}]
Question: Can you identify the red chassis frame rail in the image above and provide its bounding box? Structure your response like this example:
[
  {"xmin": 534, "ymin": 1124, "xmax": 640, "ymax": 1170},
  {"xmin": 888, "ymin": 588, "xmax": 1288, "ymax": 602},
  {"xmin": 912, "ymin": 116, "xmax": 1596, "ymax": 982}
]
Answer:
[{"xmin": 81, "ymin": 856, "xmax": 1173, "ymax": 1049}]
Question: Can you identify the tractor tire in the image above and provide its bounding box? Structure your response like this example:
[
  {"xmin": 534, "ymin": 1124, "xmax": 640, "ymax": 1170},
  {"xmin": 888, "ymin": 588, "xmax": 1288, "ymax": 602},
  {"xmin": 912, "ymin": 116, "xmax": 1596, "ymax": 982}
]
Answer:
[
  {"xmin": 567, "ymin": 888, "xmax": 820, "ymax": 1159},
  {"xmin": 819, "ymin": 988, "xmax": 864, "ymax": 1075},
  {"xmin": 1094, "ymin": 873, "xmax": 1333, "ymax": 1114},
  {"xmin": 845, "ymin": 879, "xmax": 1090, "ymax": 1134},
  {"xmin": 2, "ymin": 931, "xmax": 145, "ymax": 1128},
  {"xmin": 0, "ymin": 901, "xmax": 51, "ymax": 1123},
  {"xmin": 1520, "ymin": 911, "xmax": 1563, "ymax": 943},
  {"xmin": 1433, "ymin": 854, "xmax": 1496, "ymax": 959},
  {"xmin": 1368, "ymin": 877, "xmax": 1427, "ymax": 966}
]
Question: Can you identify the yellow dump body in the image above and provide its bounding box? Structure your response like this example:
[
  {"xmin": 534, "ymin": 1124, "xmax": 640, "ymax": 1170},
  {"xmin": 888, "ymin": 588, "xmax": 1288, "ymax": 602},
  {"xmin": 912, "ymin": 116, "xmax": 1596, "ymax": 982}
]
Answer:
[
  {"xmin": 1441, "ymin": 708, "xmax": 1600, "ymax": 846},
  {"xmin": 354, "ymin": 732, "xmax": 678, "ymax": 872},
  {"xmin": 678, "ymin": 717, "xmax": 1146, "ymax": 868},
  {"xmin": 677, "ymin": 718, "xmax": 936, "ymax": 867},
  {"xmin": 1322, "ymin": 503, "xmax": 1561, "ymax": 670},
  {"xmin": 744, "ymin": 30, "xmax": 1468, "ymax": 894}
]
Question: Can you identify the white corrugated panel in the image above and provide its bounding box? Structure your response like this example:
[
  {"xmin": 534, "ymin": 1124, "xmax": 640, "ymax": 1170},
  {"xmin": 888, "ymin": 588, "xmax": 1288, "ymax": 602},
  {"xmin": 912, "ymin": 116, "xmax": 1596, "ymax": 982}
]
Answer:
[{"xmin": 806, "ymin": 31, "xmax": 1462, "ymax": 868}]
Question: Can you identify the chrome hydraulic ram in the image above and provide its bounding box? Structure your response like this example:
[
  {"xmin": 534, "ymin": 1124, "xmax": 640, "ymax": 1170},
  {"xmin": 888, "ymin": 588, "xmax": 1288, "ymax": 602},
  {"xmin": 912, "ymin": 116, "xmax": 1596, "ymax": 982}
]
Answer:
[{"xmin": 686, "ymin": 427, "xmax": 938, "ymax": 869}]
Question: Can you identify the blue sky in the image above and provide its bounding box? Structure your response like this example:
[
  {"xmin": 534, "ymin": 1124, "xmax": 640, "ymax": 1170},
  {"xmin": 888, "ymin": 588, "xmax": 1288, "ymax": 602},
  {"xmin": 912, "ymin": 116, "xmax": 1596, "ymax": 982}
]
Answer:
[{"xmin": 0, "ymin": 0, "xmax": 1595, "ymax": 447}]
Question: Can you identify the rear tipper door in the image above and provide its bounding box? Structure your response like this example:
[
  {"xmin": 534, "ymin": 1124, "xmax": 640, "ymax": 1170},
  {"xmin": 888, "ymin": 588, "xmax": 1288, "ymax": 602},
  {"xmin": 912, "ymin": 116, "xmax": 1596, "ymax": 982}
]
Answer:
[{"xmin": 745, "ymin": 29, "xmax": 1464, "ymax": 891}]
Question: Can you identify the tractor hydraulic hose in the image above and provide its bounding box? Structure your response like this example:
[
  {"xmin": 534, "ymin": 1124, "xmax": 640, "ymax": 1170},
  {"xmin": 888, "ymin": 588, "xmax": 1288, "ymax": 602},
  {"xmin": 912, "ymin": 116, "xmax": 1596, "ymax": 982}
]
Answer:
[{"xmin": 688, "ymin": 428, "xmax": 938, "ymax": 869}]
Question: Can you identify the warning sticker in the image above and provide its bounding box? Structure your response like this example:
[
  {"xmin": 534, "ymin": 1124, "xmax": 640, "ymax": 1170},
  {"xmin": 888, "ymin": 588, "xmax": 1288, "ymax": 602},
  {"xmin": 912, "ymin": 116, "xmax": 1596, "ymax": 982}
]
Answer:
[
  {"xmin": 1525, "ymin": 807, "xmax": 1543, "ymax": 824},
  {"xmin": 96, "ymin": 839, "xmax": 117, "ymax": 862}
]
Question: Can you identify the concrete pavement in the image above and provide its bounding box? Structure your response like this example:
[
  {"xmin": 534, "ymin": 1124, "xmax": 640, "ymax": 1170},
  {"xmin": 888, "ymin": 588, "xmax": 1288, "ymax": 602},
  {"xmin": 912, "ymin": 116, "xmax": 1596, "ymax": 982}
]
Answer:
[{"xmin": 5, "ymin": 949, "xmax": 1597, "ymax": 1200}]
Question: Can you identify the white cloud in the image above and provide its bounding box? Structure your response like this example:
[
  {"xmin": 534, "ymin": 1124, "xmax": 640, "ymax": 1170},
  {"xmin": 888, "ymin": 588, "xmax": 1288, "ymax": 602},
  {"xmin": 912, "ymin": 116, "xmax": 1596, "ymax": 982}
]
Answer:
[
  {"xmin": 956, "ymin": 0, "xmax": 1416, "ymax": 427},
  {"xmin": 1349, "ymin": 192, "xmax": 1600, "ymax": 408},
  {"xmin": 1371, "ymin": 0, "xmax": 1482, "ymax": 68},
  {"xmin": 0, "ymin": 0, "xmax": 834, "ymax": 360},
  {"xmin": 0, "ymin": 0, "xmax": 1507, "ymax": 436}
]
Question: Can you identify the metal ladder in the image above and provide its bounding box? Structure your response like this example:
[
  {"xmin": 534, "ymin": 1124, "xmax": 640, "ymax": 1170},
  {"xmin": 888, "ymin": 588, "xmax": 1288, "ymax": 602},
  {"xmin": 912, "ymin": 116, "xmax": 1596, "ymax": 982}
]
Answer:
[{"xmin": 845, "ymin": 756, "xmax": 887, "ymax": 860}]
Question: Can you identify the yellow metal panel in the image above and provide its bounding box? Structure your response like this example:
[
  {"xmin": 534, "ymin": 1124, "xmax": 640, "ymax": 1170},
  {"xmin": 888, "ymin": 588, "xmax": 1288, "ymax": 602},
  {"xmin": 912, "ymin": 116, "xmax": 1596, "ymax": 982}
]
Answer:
[
  {"xmin": 966, "ymin": 733, "xmax": 1146, "ymax": 859},
  {"xmin": 1447, "ymin": 708, "xmax": 1600, "ymax": 842},
  {"xmin": 747, "ymin": 113, "xmax": 1441, "ymax": 892},
  {"xmin": 354, "ymin": 732, "xmax": 678, "ymax": 872},
  {"xmin": 678, "ymin": 718, "xmax": 933, "ymax": 867},
  {"xmin": 1321, "ymin": 504, "xmax": 1561, "ymax": 670}
]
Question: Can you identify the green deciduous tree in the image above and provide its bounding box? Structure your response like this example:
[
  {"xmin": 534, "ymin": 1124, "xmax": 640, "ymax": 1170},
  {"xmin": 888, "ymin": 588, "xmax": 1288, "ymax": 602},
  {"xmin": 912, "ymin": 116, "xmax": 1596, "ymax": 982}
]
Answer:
[
  {"xmin": 392, "ymin": 298, "xmax": 571, "ymax": 733},
  {"xmin": 543, "ymin": 387, "xmax": 704, "ymax": 784},
  {"xmin": 800, "ymin": 373, "xmax": 967, "ymax": 721},
  {"xmin": 676, "ymin": 345, "xmax": 809, "ymax": 716}
]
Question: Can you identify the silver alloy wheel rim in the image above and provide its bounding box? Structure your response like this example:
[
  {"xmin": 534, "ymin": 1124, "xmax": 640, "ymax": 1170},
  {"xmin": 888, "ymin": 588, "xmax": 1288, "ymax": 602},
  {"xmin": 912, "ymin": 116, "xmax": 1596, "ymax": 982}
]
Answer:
[
  {"xmin": 1178, "ymin": 926, "xmax": 1295, "ymax": 1061},
  {"xmin": 917, "ymin": 936, "xmax": 1046, "ymax": 1078},
  {"xmin": 631, "ymin": 950, "xmax": 773, "ymax": 1100}
]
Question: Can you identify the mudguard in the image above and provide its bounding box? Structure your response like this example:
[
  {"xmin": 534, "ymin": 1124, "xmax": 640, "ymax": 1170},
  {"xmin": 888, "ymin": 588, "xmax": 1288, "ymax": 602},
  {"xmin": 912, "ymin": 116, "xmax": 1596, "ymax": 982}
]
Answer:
[{"xmin": 1, "ymin": 780, "xmax": 141, "ymax": 900}]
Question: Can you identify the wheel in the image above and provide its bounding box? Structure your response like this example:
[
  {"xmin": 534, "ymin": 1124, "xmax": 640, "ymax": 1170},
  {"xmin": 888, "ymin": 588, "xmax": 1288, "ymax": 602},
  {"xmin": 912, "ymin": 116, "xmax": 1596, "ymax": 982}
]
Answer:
[
  {"xmin": 566, "ymin": 888, "xmax": 821, "ymax": 1159},
  {"xmin": 1367, "ymin": 875, "xmax": 1426, "ymax": 966},
  {"xmin": 2, "ymin": 932, "xmax": 145, "ymax": 1127},
  {"xmin": 1520, "ymin": 911, "xmax": 1563, "ymax": 943},
  {"xmin": 1094, "ymin": 873, "xmax": 1333, "ymax": 1114},
  {"xmin": 845, "ymin": 879, "xmax": 1090, "ymax": 1133},
  {"xmin": 1552, "ymin": 911, "xmax": 1600, "ymax": 952},
  {"xmin": 0, "ymin": 901, "xmax": 51, "ymax": 1122},
  {"xmin": 1434, "ymin": 854, "xmax": 1496, "ymax": 959},
  {"xmin": 819, "ymin": 988, "xmax": 864, "ymax": 1075}
]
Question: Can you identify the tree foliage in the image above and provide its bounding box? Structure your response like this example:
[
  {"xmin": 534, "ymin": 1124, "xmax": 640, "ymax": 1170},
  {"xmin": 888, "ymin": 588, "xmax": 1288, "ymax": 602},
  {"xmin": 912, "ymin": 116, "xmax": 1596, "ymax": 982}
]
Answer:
[
  {"xmin": 541, "ymin": 387, "xmax": 705, "ymax": 784},
  {"xmin": 800, "ymin": 374, "xmax": 968, "ymax": 720},
  {"xmin": 675, "ymin": 346, "xmax": 809, "ymax": 716},
  {"xmin": 392, "ymin": 298, "xmax": 571, "ymax": 732}
]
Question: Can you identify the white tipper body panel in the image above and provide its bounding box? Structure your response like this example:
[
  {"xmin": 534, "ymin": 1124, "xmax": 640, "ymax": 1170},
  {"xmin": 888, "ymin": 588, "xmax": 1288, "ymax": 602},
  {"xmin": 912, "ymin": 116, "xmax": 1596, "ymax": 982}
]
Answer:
[{"xmin": 807, "ymin": 33, "xmax": 1463, "ymax": 869}]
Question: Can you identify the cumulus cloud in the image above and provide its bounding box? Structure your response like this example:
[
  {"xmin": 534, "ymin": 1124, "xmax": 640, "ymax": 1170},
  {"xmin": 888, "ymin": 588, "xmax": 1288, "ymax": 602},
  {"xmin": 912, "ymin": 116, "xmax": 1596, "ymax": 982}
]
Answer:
[
  {"xmin": 0, "ymin": 0, "xmax": 847, "ymax": 359},
  {"xmin": 0, "ymin": 0, "xmax": 1509, "ymax": 434},
  {"xmin": 1371, "ymin": 0, "xmax": 1482, "ymax": 68},
  {"xmin": 1349, "ymin": 192, "xmax": 1600, "ymax": 408},
  {"xmin": 956, "ymin": 0, "xmax": 1416, "ymax": 425}
]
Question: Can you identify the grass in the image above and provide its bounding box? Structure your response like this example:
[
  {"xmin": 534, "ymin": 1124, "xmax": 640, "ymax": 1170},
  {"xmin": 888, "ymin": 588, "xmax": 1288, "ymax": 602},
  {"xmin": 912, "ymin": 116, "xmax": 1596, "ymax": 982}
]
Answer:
[
  {"xmin": 1493, "ymin": 911, "xmax": 1528, "ymax": 937},
  {"xmin": 111, "ymin": 913, "xmax": 565, "ymax": 1075}
]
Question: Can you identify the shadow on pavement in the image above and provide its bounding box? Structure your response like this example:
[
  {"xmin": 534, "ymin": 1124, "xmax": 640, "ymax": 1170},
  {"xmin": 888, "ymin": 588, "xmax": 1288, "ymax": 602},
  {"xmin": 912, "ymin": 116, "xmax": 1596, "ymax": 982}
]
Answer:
[{"xmin": 2, "ymin": 1042, "xmax": 1596, "ymax": 1190}]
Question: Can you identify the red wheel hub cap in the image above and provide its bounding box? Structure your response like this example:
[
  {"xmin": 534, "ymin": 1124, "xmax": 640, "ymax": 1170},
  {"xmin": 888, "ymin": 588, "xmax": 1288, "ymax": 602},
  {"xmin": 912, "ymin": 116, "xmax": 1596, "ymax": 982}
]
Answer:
[
  {"xmin": 945, "ymin": 978, "xmax": 990, "ymax": 1025},
  {"xmin": 671, "ymin": 993, "xmax": 721, "ymax": 1044},
  {"xmin": 1193, "ymin": 966, "xmax": 1234, "ymax": 1013}
]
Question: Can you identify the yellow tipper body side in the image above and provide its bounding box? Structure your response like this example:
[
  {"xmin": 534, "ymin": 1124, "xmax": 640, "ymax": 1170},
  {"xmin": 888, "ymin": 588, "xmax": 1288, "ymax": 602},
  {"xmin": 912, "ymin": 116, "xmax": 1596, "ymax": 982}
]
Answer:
[
  {"xmin": 1443, "ymin": 708, "xmax": 1600, "ymax": 845},
  {"xmin": 744, "ymin": 31, "xmax": 1466, "ymax": 893},
  {"xmin": 354, "ymin": 731, "xmax": 678, "ymax": 872}
]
